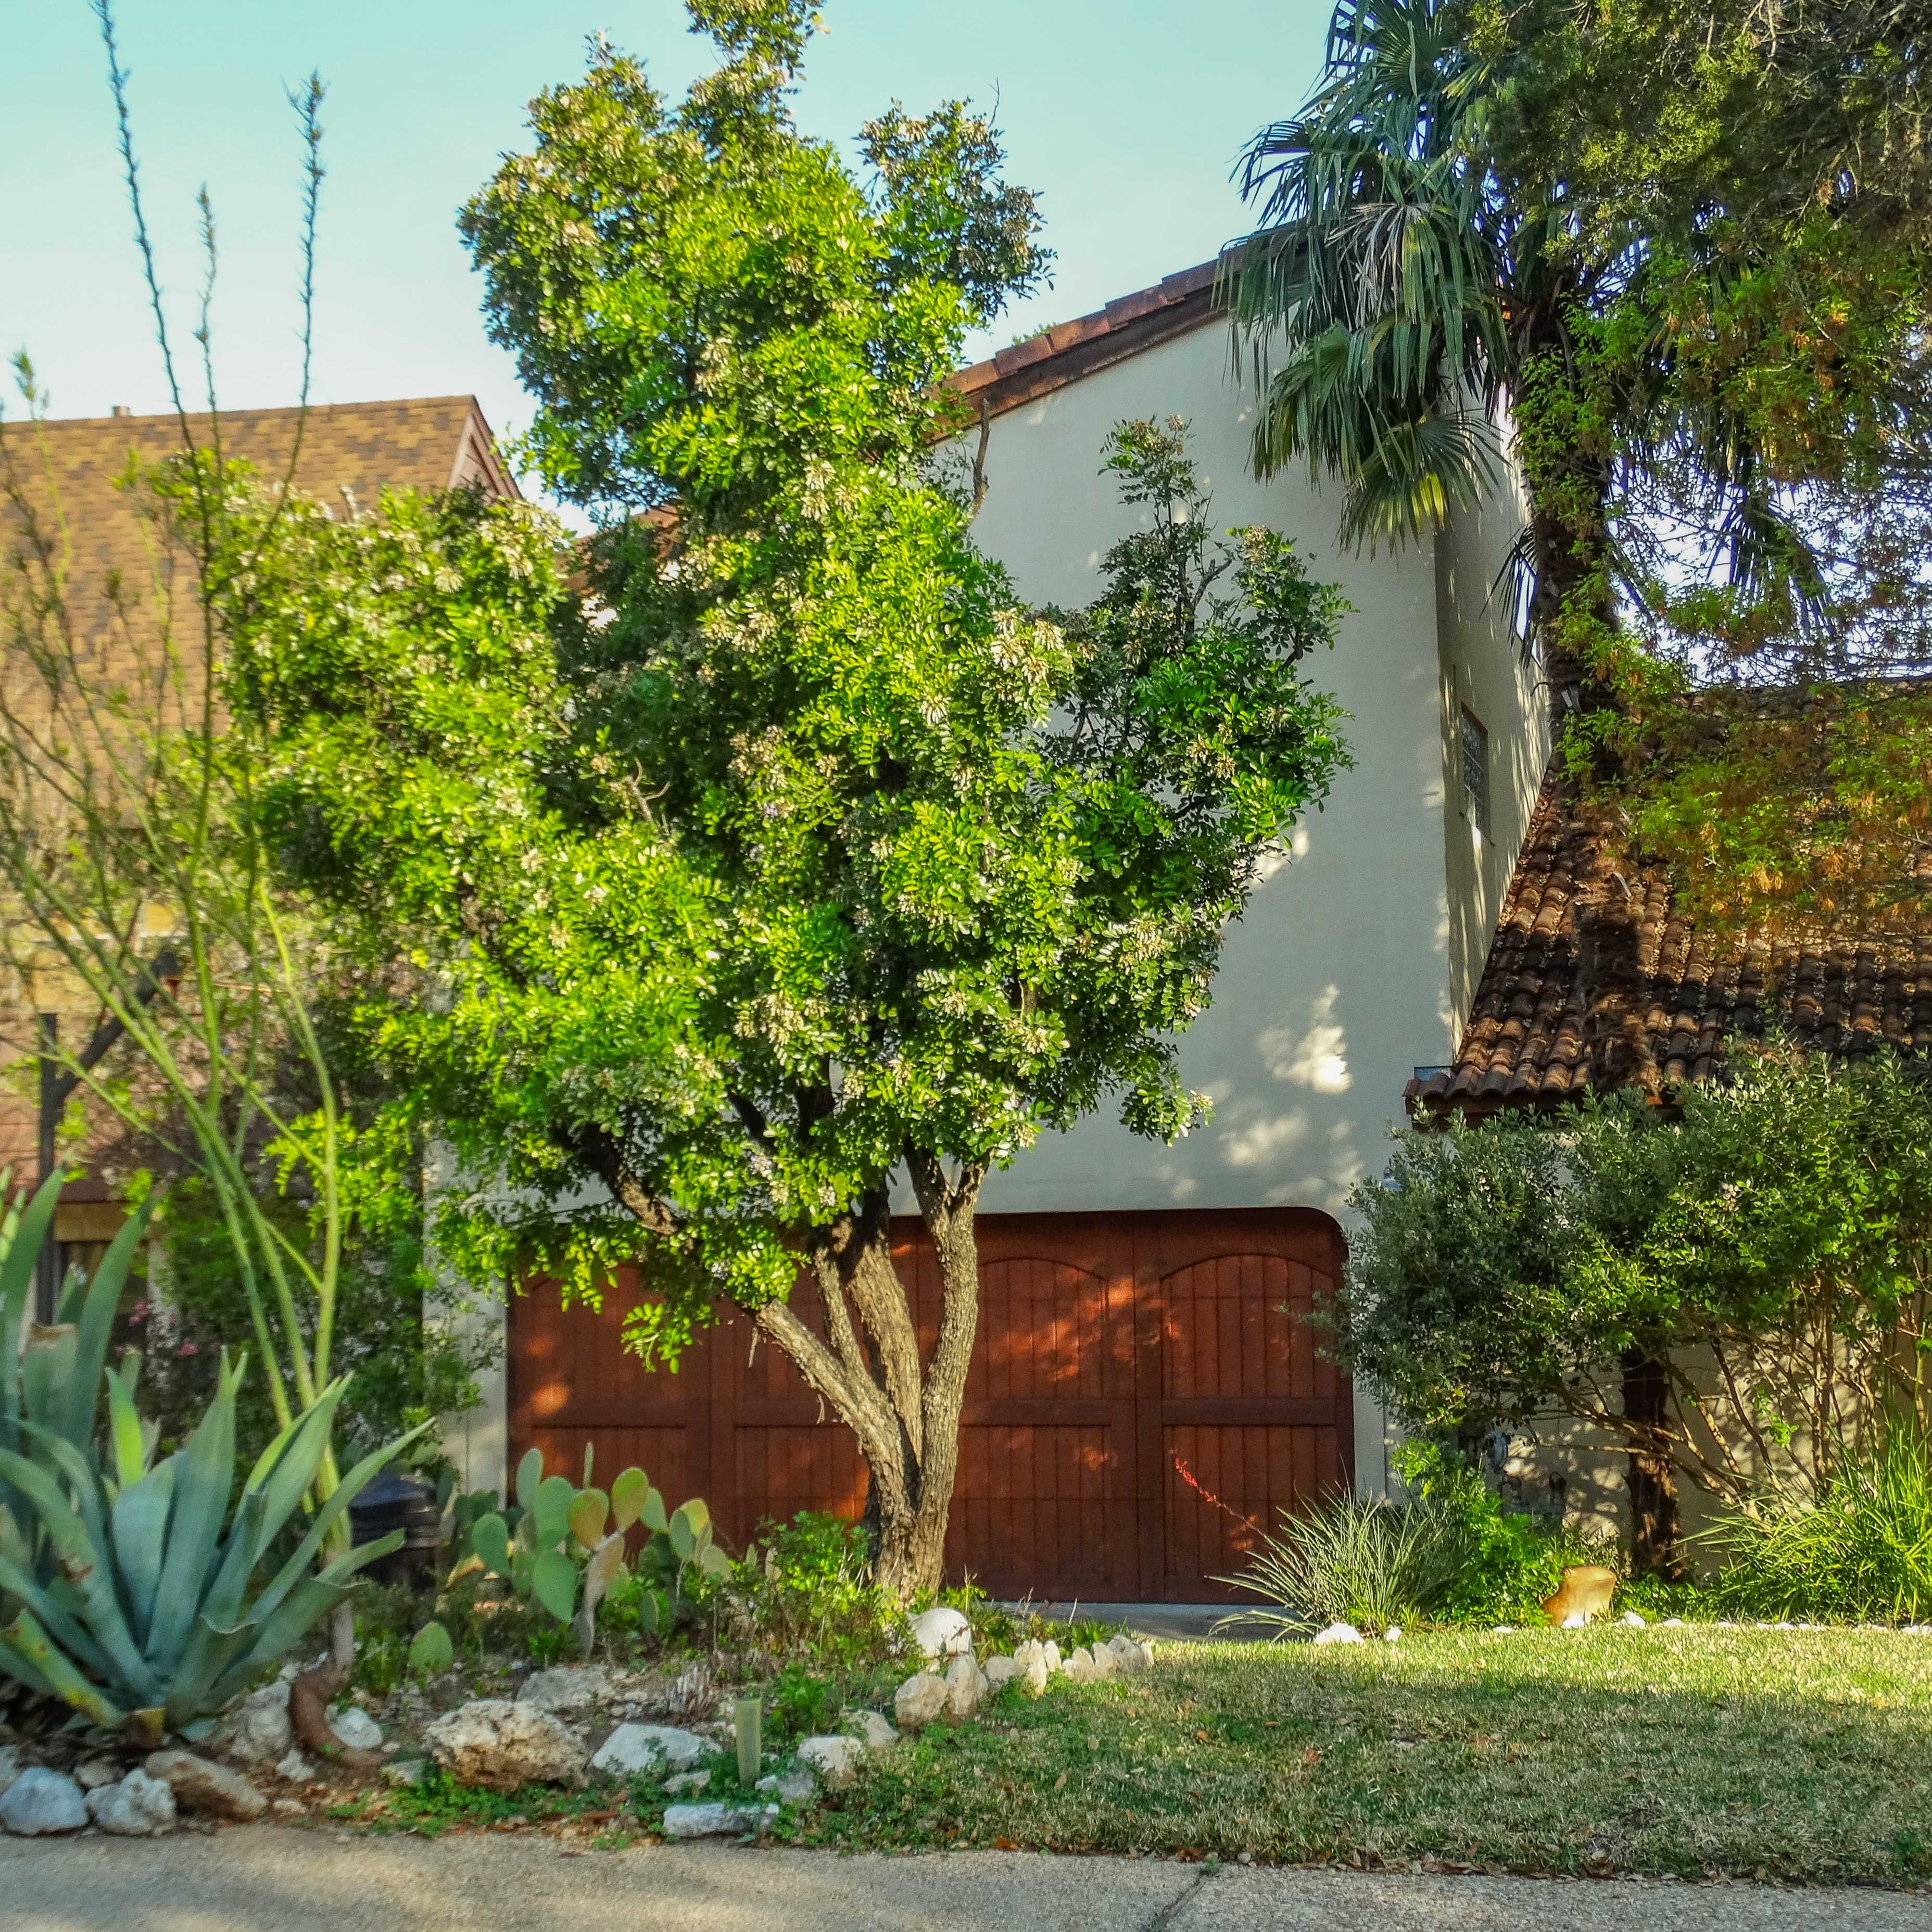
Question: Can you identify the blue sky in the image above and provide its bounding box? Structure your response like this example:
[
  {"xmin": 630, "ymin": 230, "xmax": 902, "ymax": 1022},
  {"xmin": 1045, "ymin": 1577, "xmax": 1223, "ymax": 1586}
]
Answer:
[{"xmin": 0, "ymin": 1, "xmax": 1328, "ymax": 454}]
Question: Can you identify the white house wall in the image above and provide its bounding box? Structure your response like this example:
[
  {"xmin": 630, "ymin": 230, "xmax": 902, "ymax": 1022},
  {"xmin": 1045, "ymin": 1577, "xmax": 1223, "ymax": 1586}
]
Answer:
[{"xmin": 962, "ymin": 320, "xmax": 1470, "ymax": 1229}]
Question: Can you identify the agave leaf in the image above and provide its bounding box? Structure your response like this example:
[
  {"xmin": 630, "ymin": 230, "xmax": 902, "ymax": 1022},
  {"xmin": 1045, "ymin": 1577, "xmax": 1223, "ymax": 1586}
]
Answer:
[
  {"xmin": 160, "ymin": 1611, "xmax": 261, "ymax": 1730},
  {"xmin": 242, "ymin": 1379, "xmax": 351, "ymax": 1551},
  {"xmin": 198, "ymin": 1488, "xmax": 268, "ymax": 1632},
  {"xmin": 533, "ymin": 1475, "xmax": 574, "ymax": 1552},
  {"xmin": 143, "ymin": 1352, "xmax": 243, "ymax": 1665},
  {"xmin": 531, "ymin": 1548, "xmax": 577, "ymax": 1622},
  {"xmin": 470, "ymin": 1511, "xmax": 510, "ymax": 1579},
  {"xmin": 0, "ymin": 1606, "xmax": 124, "ymax": 1729},
  {"xmin": 515, "ymin": 1446, "xmax": 543, "ymax": 1516},
  {"xmin": 0, "ymin": 1173, "xmax": 64, "ymax": 1435},
  {"xmin": 19, "ymin": 1328, "xmax": 77, "ymax": 1436},
  {"xmin": 568, "ymin": 1487, "xmax": 609, "ymax": 1550},
  {"xmin": 244, "ymin": 1421, "xmax": 433, "ymax": 1636},
  {"xmin": 104, "ymin": 1357, "xmax": 150, "ymax": 1492},
  {"xmin": 610, "ymin": 1467, "xmax": 650, "ymax": 1533},
  {"xmin": 111, "ymin": 1458, "xmax": 176, "ymax": 1646},
  {"xmin": 0, "ymin": 1547, "xmax": 119, "ymax": 1682},
  {"xmin": 59, "ymin": 1199, "xmax": 153, "ymax": 1454}
]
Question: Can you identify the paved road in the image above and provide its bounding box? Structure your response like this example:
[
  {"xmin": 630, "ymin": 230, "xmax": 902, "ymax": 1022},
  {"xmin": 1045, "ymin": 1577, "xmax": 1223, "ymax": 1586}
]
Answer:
[{"xmin": 5, "ymin": 1829, "xmax": 1931, "ymax": 1931}]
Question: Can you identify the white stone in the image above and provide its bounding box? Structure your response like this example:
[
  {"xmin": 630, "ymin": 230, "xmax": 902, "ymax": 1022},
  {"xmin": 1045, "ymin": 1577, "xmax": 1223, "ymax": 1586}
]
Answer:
[
  {"xmin": 1382, "ymin": 1626, "xmax": 1401, "ymax": 1644},
  {"xmin": 86, "ymin": 1769, "xmax": 175, "ymax": 1837},
  {"xmin": 944, "ymin": 1654, "xmax": 990, "ymax": 1719},
  {"xmin": 776, "ymin": 1767, "xmax": 817, "ymax": 1805},
  {"xmin": 517, "ymin": 1665, "xmax": 612, "ymax": 1714},
  {"xmin": 329, "ymin": 1705, "xmax": 384, "ymax": 1751},
  {"xmin": 1011, "ymin": 1640, "xmax": 1052, "ymax": 1695},
  {"xmin": 1064, "ymin": 1646, "xmax": 1097, "ymax": 1682},
  {"xmin": 663, "ymin": 1770, "xmax": 711, "ymax": 1796},
  {"xmin": 0, "ymin": 1768, "xmax": 89, "ymax": 1835},
  {"xmin": 383, "ymin": 1759, "xmax": 428, "ymax": 1788},
  {"xmin": 224, "ymin": 1683, "xmax": 294, "ymax": 1765},
  {"xmin": 589, "ymin": 1723, "xmax": 709, "ymax": 1776},
  {"xmin": 1561, "ymin": 1612, "xmax": 1588, "ymax": 1630},
  {"xmin": 661, "ymin": 1800, "xmax": 763, "ymax": 1839},
  {"xmin": 275, "ymin": 1751, "xmax": 316, "ymax": 1783},
  {"xmin": 1107, "ymin": 1635, "xmax": 1152, "ymax": 1672},
  {"xmin": 1312, "ymin": 1622, "xmax": 1364, "ymax": 1646},
  {"xmin": 1660, "ymin": 1618, "xmax": 1685, "ymax": 1628},
  {"xmin": 1620, "ymin": 1610, "xmax": 1647, "ymax": 1628},
  {"xmin": 1085, "ymin": 1642, "xmax": 1121, "ymax": 1681},
  {"xmin": 1042, "ymin": 1640, "xmax": 1063, "ymax": 1673},
  {"xmin": 1491, "ymin": 1625, "xmax": 1516, "ymax": 1634},
  {"xmin": 909, "ymin": 1606, "xmax": 974, "ymax": 1662},
  {"xmin": 798, "ymin": 1735, "xmax": 865, "ymax": 1788},
  {"xmin": 423, "ymin": 1700, "xmax": 588, "ymax": 1792},
  {"xmin": 894, "ymin": 1671, "xmax": 951, "ymax": 1730},
  {"xmin": 983, "ymin": 1656, "xmax": 1023, "ymax": 1691},
  {"xmin": 844, "ymin": 1709, "xmax": 897, "ymax": 1751}
]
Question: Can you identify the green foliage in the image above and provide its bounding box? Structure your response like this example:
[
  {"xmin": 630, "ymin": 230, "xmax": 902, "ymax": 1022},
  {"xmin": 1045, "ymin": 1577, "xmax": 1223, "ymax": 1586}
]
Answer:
[
  {"xmin": 1341, "ymin": 1046, "xmax": 1932, "ymax": 1509},
  {"xmin": 1698, "ymin": 1437, "xmax": 1932, "ymax": 1623},
  {"xmin": 0, "ymin": 1175, "xmax": 425, "ymax": 1731},
  {"xmin": 725, "ymin": 1512, "xmax": 910, "ymax": 1668},
  {"xmin": 763, "ymin": 1659, "xmax": 845, "ymax": 1747}
]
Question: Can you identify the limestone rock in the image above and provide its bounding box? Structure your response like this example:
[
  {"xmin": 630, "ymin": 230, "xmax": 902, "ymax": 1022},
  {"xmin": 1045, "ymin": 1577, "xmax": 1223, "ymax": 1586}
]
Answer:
[
  {"xmin": 86, "ymin": 1769, "xmax": 176, "ymax": 1837},
  {"xmin": 145, "ymin": 1750, "xmax": 267, "ymax": 1821},
  {"xmin": 383, "ymin": 1759, "xmax": 428, "ymax": 1788},
  {"xmin": 983, "ymin": 1656, "xmax": 1022, "ymax": 1691},
  {"xmin": 1106, "ymin": 1635, "xmax": 1152, "ymax": 1673},
  {"xmin": 517, "ymin": 1665, "xmax": 611, "ymax": 1714},
  {"xmin": 1042, "ymin": 1639, "xmax": 1063, "ymax": 1673},
  {"xmin": 423, "ymin": 1700, "xmax": 587, "ymax": 1793},
  {"xmin": 223, "ymin": 1683, "xmax": 294, "ymax": 1765},
  {"xmin": 1382, "ymin": 1627, "xmax": 1401, "ymax": 1644},
  {"xmin": 1620, "ymin": 1610, "xmax": 1647, "ymax": 1628},
  {"xmin": 894, "ymin": 1671, "xmax": 951, "ymax": 1731},
  {"xmin": 663, "ymin": 1771, "xmax": 711, "ymax": 1796},
  {"xmin": 797, "ymin": 1735, "xmax": 865, "ymax": 1789},
  {"xmin": 589, "ymin": 1723, "xmax": 708, "ymax": 1776},
  {"xmin": 1064, "ymin": 1646, "xmax": 1097, "ymax": 1682},
  {"xmin": 776, "ymin": 1767, "xmax": 816, "ymax": 1804},
  {"xmin": 1560, "ymin": 1611, "xmax": 1589, "ymax": 1630},
  {"xmin": 73, "ymin": 1754, "xmax": 123, "ymax": 1791},
  {"xmin": 329, "ymin": 1704, "xmax": 384, "ymax": 1751},
  {"xmin": 0, "ymin": 1767, "xmax": 87, "ymax": 1835},
  {"xmin": 1085, "ymin": 1642, "xmax": 1121, "ymax": 1681},
  {"xmin": 1011, "ymin": 1640, "xmax": 1052, "ymax": 1695},
  {"xmin": 909, "ymin": 1606, "xmax": 973, "ymax": 1662},
  {"xmin": 944, "ymin": 1654, "xmax": 989, "ymax": 1719},
  {"xmin": 844, "ymin": 1709, "xmax": 896, "ymax": 1751},
  {"xmin": 661, "ymin": 1800, "xmax": 770, "ymax": 1838},
  {"xmin": 1312, "ymin": 1622, "xmax": 1364, "ymax": 1646},
  {"xmin": 275, "ymin": 1750, "xmax": 317, "ymax": 1783}
]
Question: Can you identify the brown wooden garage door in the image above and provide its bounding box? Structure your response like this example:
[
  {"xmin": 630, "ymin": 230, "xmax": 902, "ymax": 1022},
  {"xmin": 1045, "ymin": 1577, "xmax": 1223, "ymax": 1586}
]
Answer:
[{"xmin": 510, "ymin": 1208, "xmax": 1351, "ymax": 1602}]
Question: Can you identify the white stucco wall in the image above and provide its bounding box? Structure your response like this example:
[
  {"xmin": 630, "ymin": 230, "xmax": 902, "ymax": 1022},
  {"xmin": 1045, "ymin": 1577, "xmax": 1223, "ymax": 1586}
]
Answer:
[{"xmin": 962, "ymin": 320, "xmax": 1483, "ymax": 1230}]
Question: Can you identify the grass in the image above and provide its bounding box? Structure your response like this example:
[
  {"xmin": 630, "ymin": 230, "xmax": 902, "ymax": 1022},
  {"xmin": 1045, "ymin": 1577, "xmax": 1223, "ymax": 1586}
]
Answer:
[{"xmin": 802, "ymin": 1627, "xmax": 1932, "ymax": 1886}]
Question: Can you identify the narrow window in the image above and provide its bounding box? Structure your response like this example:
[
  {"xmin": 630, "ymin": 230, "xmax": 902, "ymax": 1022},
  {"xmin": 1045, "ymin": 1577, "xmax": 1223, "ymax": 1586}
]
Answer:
[{"xmin": 1459, "ymin": 707, "xmax": 1490, "ymax": 839}]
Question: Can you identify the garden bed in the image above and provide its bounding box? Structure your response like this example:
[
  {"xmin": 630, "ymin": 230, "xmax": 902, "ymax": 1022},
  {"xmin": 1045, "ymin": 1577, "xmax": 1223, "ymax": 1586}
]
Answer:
[{"xmin": 801, "ymin": 1626, "xmax": 1932, "ymax": 1887}]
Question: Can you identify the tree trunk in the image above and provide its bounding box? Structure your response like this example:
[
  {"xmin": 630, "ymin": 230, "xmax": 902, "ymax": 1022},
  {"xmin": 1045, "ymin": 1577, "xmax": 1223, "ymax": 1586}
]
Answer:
[
  {"xmin": 747, "ymin": 1156, "xmax": 987, "ymax": 1600},
  {"xmin": 1620, "ymin": 1347, "xmax": 1683, "ymax": 1578}
]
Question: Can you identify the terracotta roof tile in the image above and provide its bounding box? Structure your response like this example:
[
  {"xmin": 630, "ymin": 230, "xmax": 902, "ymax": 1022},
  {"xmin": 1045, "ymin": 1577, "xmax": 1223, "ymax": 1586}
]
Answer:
[{"xmin": 1408, "ymin": 764, "xmax": 1932, "ymax": 1119}]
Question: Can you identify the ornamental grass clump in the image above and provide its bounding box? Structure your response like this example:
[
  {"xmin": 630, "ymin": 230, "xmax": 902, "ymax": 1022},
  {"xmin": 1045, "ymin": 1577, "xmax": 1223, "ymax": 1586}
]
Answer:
[{"xmin": 1698, "ymin": 1436, "xmax": 1932, "ymax": 1623}]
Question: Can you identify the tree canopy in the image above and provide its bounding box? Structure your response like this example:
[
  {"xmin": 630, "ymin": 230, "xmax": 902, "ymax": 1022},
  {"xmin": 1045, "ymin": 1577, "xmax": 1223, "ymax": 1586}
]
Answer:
[{"xmin": 222, "ymin": 0, "xmax": 1350, "ymax": 1590}]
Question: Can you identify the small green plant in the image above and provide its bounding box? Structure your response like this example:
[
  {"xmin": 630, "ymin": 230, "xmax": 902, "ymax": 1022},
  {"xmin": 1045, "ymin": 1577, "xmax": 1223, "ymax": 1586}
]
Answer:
[
  {"xmin": 764, "ymin": 1661, "xmax": 844, "ymax": 1747},
  {"xmin": 0, "ymin": 1177, "xmax": 426, "ymax": 1738},
  {"xmin": 1214, "ymin": 1489, "xmax": 1473, "ymax": 1636},
  {"xmin": 1697, "ymin": 1436, "xmax": 1932, "ymax": 1622},
  {"xmin": 461, "ymin": 1446, "xmax": 727, "ymax": 1653},
  {"xmin": 727, "ymin": 1512, "xmax": 909, "ymax": 1668}
]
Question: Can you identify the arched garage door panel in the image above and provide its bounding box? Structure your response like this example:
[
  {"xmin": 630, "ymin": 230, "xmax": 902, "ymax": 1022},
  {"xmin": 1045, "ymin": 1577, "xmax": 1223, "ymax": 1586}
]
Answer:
[{"xmin": 509, "ymin": 1209, "xmax": 1349, "ymax": 1601}]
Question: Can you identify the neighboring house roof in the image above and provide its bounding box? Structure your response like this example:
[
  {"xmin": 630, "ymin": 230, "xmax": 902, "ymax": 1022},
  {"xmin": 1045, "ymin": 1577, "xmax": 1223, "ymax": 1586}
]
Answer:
[
  {"xmin": 1407, "ymin": 764, "xmax": 1932, "ymax": 1120},
  {"xmin": 0, "ymin": 395, "xmax": 517, "ymax": 1197},
  {"xmin": 945, "ymin": 260, "xmax": 1221, "ymax": 422}
]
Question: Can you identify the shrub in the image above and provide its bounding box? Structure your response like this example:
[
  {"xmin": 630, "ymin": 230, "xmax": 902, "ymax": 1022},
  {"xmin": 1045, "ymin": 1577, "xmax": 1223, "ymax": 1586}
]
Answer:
[
  {"xmin": 763, "ymin": 1660, "xmax": 845, "ymax": 1746},
  {"xmin": 726, "ymin": 1513, "xmax": 909, "ymax": 1670},
  {"xmin": 1697, "ymin": 1437, "xmax": 1932, "ymax": 1622}
]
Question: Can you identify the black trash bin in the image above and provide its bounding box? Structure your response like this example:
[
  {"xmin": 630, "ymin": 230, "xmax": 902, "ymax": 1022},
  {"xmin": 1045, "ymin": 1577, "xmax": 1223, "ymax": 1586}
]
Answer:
[{"xmin": 347, "ymin": 1470, "xmax": 444, "ymax": 1587}]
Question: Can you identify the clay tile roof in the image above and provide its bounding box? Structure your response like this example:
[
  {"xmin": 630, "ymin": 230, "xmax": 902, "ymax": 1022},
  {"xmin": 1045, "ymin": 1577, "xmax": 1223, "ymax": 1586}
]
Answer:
[
  {"xmin": 1407, "ymin": 763, "xmax": 1932, "ymax": 1120},
  {"xmin": 945, "ymin": 259, "xmax": 1223, "ymax": 422}
]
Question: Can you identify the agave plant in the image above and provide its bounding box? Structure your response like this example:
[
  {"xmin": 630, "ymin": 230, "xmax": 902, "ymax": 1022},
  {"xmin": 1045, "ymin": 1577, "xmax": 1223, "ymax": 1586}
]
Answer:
[{"xmin": 0, "ymin": 1172, "xmax": 424, "ymax": 1744}]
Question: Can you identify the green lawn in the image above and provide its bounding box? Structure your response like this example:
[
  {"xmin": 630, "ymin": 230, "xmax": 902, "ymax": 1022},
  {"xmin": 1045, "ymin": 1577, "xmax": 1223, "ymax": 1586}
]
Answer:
[{"xmin": 801, "ymin": 1627, "xmax": 1932, "ymax": 1885}]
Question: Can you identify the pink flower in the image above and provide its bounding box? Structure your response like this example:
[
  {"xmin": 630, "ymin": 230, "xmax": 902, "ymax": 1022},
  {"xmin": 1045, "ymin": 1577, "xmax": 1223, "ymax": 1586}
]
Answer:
[
  {"xmin": 128, "ymin": 1302, "xmax": 149, "ymax": 1325},
  {"xmin": 176, "ymin": 1341, "xmax": 198, "ymax": 1358}
]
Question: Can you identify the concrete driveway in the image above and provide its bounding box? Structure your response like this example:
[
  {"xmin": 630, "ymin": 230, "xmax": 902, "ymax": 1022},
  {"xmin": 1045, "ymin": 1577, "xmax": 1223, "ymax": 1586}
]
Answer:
[{"xmin": 5, "ymin": 1829, "xmax": 1931, "ymax": 1931}]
